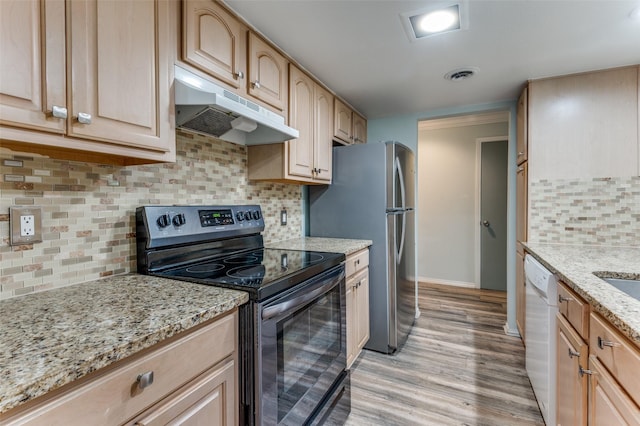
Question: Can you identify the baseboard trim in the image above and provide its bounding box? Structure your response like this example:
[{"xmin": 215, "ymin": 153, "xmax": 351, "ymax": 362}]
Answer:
[
  {"xmin": 418, "ymin": 277, "xmax": 478, "ymax": 289},
  {"xmin": 503, "ymin": 322, "xmax": 521, "ymax": 337}
]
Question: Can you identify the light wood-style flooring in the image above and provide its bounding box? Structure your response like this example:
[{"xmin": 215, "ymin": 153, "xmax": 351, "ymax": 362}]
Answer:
[{"xmin": 345, "ymin": 282, "xmax": 544, "ymax": 425}]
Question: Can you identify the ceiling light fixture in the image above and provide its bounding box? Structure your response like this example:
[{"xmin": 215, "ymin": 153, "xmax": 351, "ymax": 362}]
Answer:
[
  {"xmin": 417, "ymin": 8, "xmax": 459, "ymax": 34},
  {"xmin": 400, "ymin": 2, "xmax": 469, "ymax": 42}
]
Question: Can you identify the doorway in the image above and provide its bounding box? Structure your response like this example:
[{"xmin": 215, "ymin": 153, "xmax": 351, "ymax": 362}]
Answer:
[
  {"xmin": 477, "ymin": 138, "xmax": 508, "ymax": 291},
  {"xmin": 417, "ymin": 112, "xmax": 509, "ymax": 289}
]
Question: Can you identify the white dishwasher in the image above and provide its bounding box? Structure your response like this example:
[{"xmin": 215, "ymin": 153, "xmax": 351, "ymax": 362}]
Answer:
[{"xmin": 524, "ymin": 254, "xmax": 558, "ymax": 426}]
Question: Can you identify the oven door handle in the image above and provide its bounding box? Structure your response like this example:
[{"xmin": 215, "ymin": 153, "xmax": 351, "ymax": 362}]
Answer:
[{"xmin": 262, "ymin": 276, "xmax": 340, "ymax": 320}]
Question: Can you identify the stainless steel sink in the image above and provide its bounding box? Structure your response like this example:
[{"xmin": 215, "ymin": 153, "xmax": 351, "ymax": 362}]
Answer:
[{"xmin": 601, "ymin": 277, "xmax": 640, "ymax": 301}]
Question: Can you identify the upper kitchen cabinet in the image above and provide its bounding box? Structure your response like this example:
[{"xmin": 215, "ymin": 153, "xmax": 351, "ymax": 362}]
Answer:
[
  {"xmin": 528, "ymin": 66, "xmax": 639, "ymax": 180},
  {"xmin": 516, "ymin": 86, "xmax": 528, "ymax": 165},
  {"xmin": 182, "ymin": 0, "xmax": 247, "ymax": 90},
  {"xmin": 247, "ymin": 64, "xmax": 333, "ymax": 184},
  {"xmin": 247, "ymin": 32, "xmax": 288, "ymax": 114},
  {"xmin": 352, "ymin": 112, "xmax": 367, "ymax": 145},
  {"xmin": 0, "ymin": 0, "xmax": 66, "ymax": 135},
  {"xmin": 0, "ymin": 0, "xmax": 177, "ymax": 165},
  {"xmin": 334, "ymin": 98, "xmax": 367, "ymax": 145}
]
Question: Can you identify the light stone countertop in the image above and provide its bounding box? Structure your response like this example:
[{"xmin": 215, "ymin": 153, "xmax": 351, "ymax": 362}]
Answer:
[
  {"xmin": 523, "ymin": 243, "xmax": 640, "ymax": 346},
  {"xmin": 266, "ymin": 237, "xmax": 372, "ymax": 256},
  {"xmin": 0, "ymin": 274, "xmax": 248, "ymax": 414}
]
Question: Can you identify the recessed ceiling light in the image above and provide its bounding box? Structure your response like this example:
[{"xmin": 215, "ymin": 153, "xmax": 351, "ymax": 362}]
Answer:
[
  {"xmin": 409, "ymin": 5, "xmax": 460, "ymax": 38},
  {"xmin": 400, "ymin": 2, "xmax": 469, "ymax": 42},
  {"xmin": 444, "ymin": 67, "xmax": 479, "ymax": 81}
]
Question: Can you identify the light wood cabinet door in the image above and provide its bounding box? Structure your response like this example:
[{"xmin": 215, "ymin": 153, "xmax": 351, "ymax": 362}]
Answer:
[
  {"xmin": 67, "ymin": 0, "xmax": 172, "ymax": 153},
  {"xmin": 248, "ymin": 32, "xmax": 287, "ymax": 112},
  {"xmin": 334, "ymin": 98, "xmax": 352, "ymax": 144},
  {"xmin": 516, "ymin": 249, "xmax": 525, "ymax": 341},
  {"xmin": 352, "ymin": 112, "xmax": 367, "ymax": 144},
  {"xmin": 313, "ymin": 83, "xmax": 333, "ymax": 182},
  {"xmin": 182, "ymin": 0, "xmax": 247, "ymax": 90},
  {"xmin": 588, "ymin": 355, "xmax": 640, "ymax": 426},
  {"xmin": 288, "ymin": 65, "xmax": 314, "ymax": 179},
  {"xmin": 516, "ymin": 161, "xmax": 527, "ymax": 244},
  {"xmin": 556, "ymin": 314, "xmax": 588, "ymax": 426},
  {"xmin": 529, "ymin": 66, "xmax": 639, "ymax": 180},
  {"xmin": 355, "ymin": 268, "xmax": 370, "ymax": 352},
  {"xmin": 345, "ymin": 248, "xmax": 370, "ymax": 369},
  {"xmin": 516, "ymin": 86, "xmax": 528, "ymax": 165},
  {"xmin": 345, "ymin": 275, "xmax": 356, "ymax": 368},
  {"xmin": 127, "ymin": 358, "xmax": 236, "ymax": 426},
  {"xmin": 0, "ymin": 0, "xmax": 66, "ymax": 133}
]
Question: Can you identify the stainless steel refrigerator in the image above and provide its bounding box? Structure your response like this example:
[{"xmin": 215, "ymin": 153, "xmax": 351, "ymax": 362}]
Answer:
[{"xmin": 309, "ymin": 141, "xmax": 416, "ymax": 354}]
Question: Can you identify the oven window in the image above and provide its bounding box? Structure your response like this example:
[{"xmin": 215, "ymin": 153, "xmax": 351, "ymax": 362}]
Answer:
[{"xmin": 277, "ymin": 284, "xmax": 341, "ymax": 422}]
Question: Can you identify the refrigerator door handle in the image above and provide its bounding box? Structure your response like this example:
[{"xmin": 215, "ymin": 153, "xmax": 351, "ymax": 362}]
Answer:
[
  {"xmin": 395, "ymin": 156, "xmax": 406, "ymax": 209},
  {"xmin": 397, "ymin": 212, "xmax": 406, "ymax": 265}
]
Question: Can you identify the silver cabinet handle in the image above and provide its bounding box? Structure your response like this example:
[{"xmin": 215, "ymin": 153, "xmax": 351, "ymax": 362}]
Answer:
[
  {"xmin": 136, "ymin": 371, "xmax": 154, "ymax": 390},
  {"xmin": 252, "ymin": 80, "xmax": 260, "ymax": 89},
  {"xmin": 558, "ymin": 294, "xmax": 571, "ymax": 303},
  {"xmin": 482, "ymin": 220, "xmax": 490, "ymax": 227},
  {"xmin": 51, "ymin": 105, "xmax": 67, "ymax": 119},
  {"xmin": 597, "ymin": 336, "xmax": 620, "ymax": 350},
  {"xmin": 517, "ymin": 166, "xmax": 524, "ymax": 172},
  {"xmin": 234, "ymin": 71, "xmax": 244, "ymax": 80},
  {"xmin": 77, "ymin": 112, "xmax": 92, "ymax": 124},
  {"xmin": 517, "ymin": 151, "xmax": 525, "ymax": 156},
  {"xmin": 568, "ymin": 348, "xmax": 580, "ymax": 358}
]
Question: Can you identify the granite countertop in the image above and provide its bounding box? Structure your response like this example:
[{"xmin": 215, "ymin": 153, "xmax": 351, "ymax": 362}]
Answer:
[
  {"xmin": 266, "ymin": 237, "xmax": 372, "ymax": 255},
  {"xmin": 523, "ymin": 243, "xmax": 640, "ymax": 346},
  {"xmin": 0, "ymin": 274, "xmax": 248, "ymax": 414}
]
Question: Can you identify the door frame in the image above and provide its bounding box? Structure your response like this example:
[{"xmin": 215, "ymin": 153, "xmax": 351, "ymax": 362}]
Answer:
[{"xmin": 474, "ymin": 136, "xmax": 508, "ymax": 288}]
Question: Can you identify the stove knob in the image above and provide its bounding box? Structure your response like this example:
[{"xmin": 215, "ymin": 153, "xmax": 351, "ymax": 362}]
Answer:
[
  {"xmin": 156, "ymin": 214, "xmax": 171, "ymax": 228},
  {"xmin": 172, "ymin": 213, "xmax": 186, "ymax": 227},
  {"xmin": 236, "ymin": 211, "xmax": 245, "ymax": 221},
  {"xmin": 252, "ymin": 211, "xmax": 261, "ymax": 220}
]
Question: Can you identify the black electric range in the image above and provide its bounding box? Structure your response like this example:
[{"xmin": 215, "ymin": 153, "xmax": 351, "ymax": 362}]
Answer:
[{"xmin": 135, "ymin": 205, "xmax": 350, "ymax": 426}]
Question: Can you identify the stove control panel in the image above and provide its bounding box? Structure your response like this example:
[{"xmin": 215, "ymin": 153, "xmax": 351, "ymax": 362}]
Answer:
[{"xmin": 137, "ymin": 205, "xmax": 265, "ymax": 249}]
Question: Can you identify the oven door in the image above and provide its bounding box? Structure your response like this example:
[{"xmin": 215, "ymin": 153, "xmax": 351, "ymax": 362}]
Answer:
[{"xmin": 258, "ymin": 264, "xmax": 346, "ymax": 426}]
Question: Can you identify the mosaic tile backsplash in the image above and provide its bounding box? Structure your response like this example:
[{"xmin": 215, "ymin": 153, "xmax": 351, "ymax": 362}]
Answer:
[
  {"xmin": 0, "ymin": 131, "xmax": 303, "ymax": 299},
  {"xmin": 529, "ymin": 176, "xmax": 640, "ymax": 247}
]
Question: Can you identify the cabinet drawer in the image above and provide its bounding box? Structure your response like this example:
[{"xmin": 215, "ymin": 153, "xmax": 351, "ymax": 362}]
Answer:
[
  {"xmin": 558, "ymin": 281, "xmax": 589, "ymax": 340},
  {"xmin": 3, "ymin": 312, "xmax": 237, "ymax": 426},
  {"xmin": 589, "ymin": 312, "xmax": 640, "ymax": 407},
  {"xmin": 588, "ymin": 355, "xmax": 640, "ymax": 425},
  {"xmin": 346, "ymin": 249, "xmax": 369, "ymax": 277}
]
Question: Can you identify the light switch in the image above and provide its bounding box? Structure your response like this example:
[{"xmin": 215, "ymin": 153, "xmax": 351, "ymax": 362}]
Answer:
[{"xmin": 281, "ymin": 209, "xmax": 287, "ymax": 226}]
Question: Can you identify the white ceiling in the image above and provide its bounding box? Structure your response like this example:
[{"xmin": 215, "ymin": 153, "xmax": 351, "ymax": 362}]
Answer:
[{"xmin": 223, "ymin": 0, "xmax": 640, "ymax": 119}]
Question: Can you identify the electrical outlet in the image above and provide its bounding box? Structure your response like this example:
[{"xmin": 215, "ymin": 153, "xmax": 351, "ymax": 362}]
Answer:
[
  {"xmin": 9, "ymin": 207, "xmax": 43, "ymax": 245},
  {"xmin": 281, "ymin": 209, "xmax": 287, "ymax": 226},
  {"xmin": 21, "ymin": 215, "xmax": 35, "ymax": 236}
]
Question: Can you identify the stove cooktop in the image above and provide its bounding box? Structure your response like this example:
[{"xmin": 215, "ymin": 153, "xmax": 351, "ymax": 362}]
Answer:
[{"xmin": 156, "ymin": 248, "xmax": 345, "ymax": 301}]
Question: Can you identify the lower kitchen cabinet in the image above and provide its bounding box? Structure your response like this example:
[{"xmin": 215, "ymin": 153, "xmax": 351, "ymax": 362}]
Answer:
[
  {"xmin": 345, "ymin": 248, "xmax": 370, "ymax": 369},
  {"xmin": 126, "ymin": 358, "xmax": 235, "ymax": 426},
  {"xmin": 556, "ymin": 313, "xmax": 588, "ymax": 426},
  {"xmin": 553, "ymin": 282, "xmax": 640, "ymax": 426},
  {"xmin": 588, "ymin": 355, "xmax": 640, "ymax": 425},
  {"xmin": 0, "ymin": 311, "xmax": 238, "ymax": 426}
]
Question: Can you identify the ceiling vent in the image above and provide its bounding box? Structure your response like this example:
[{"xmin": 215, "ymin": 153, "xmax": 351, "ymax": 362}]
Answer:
[{"xmin": 444, "ymin": 67, "xmax": 479, "ymax": 81}]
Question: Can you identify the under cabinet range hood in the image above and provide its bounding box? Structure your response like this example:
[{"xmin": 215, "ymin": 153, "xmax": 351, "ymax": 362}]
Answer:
[{"xmin": 174, "ymin": 65, "xmax": 299, "ymax": 144}]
